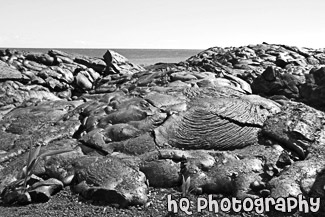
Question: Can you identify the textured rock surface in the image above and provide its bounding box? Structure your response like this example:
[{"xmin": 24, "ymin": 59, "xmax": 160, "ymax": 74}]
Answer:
[
  {"xmin": 72, "ymin": 156, "xmax": 148, "ymax": 207},
  {"xmin": 154, "ymin": 94, "xmax": 280, "ymax": 150},
  {"xmin": 0, "ymin": 45, "xmax": 325, "ymax": 216},
  {"xmin": 262, "ymin": 102, "xmax": 325, "ymax": 200},
  {"xmin": 0, "ymin": 49, "xmax": 144, "ymax": 120}
]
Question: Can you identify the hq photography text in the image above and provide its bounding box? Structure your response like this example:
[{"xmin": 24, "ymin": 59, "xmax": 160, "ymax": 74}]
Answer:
[{"xmin": 167, "ymin": 194, "xmax": 320, "ymax": 215}]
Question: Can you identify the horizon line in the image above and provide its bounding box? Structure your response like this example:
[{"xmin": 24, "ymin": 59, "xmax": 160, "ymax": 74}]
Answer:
[{"xmin": 0, "ymin": 47, "xmax": 205, "ymax": 50}]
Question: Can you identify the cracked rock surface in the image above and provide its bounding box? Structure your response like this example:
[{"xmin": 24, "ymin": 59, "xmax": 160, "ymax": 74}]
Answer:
[{"xmin": 1, "ymin": 44, "xmax": 325, "ymax": 216}]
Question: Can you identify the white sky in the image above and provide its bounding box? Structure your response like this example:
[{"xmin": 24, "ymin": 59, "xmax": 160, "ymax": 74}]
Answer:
[{"xmin": 0, "ymin": 0, "xmax": 324, "ymax": 49}]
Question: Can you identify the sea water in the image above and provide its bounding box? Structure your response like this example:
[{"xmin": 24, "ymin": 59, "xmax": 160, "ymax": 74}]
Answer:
[{"xmin": 9, "ymin": 48, "xmax": 202, "ymax": 66}]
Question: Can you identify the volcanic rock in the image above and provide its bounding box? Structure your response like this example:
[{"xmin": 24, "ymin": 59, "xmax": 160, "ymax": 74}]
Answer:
[
  {"xmin": 29, "ymin": 178, "xmax": 64, "ymax": 202},
  {"xmin": 1, "ymin": 45, "xmax": 325, "ymax": 216},
  {"xmin": 0, "ymin": 61, "xmax": 24, "ymax": 80},
  {"xmin": 72, "ymin": 155, "xmax": 148, "ymax": 207}
]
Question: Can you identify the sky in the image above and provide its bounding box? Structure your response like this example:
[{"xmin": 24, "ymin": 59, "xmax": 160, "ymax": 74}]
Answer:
[{"xmin": 0, "ymin": 0, "xmax": 324, "ymax": 49}]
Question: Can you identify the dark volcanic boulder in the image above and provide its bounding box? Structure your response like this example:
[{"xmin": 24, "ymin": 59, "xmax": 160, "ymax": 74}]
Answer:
[
  {"xmin": 28, "ymin": 178, "xmax": 64, "ymax": 202},
  {"xmin": 262, "ymin": 102, "xmax": 325, "ymax": 198},
  {"xmin": 300, "ymin": 66, "xmax": 325, "ymax": 108},
  {"xmin": 251, "ymin": 66, "xmax": 303, "ymax": 99},
  {"xmin": 182, "ymin": 145, "xmax": 284, "ymax": 198},
  {"xmin": 103, "ymin": 50, "xmax": 144, "ymax": 75},
  {"xmin": 25, "ymin": 53, "xmax": 55, "ymax": 66},
  {"xmin": 74, "ymin": 56, "xmax": 106, "ymax": 72},
  {"xmin": 72, "ymin": 155, "xmax": 148, "ymax": 207},
  {"xmin": 0, "ymin": 61, "xmax": 24, "ymax": 80},
  {"xmin": 262, "ymin": 101, "xmax": 325, "ymax": 159},
  {"xmin": 140, "ymin": 159, "xmax": 180, "ymax": 188}
]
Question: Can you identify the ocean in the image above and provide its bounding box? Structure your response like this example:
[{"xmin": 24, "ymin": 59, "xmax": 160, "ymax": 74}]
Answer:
[{"xmin": 7, "ymin": 48, "xmax": 202, "ymax": 66}]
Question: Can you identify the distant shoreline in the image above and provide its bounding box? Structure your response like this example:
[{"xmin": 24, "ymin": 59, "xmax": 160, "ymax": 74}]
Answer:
[{"xmin": 0, "ymin": 48, "xmax": 202, "ymax": 65}]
